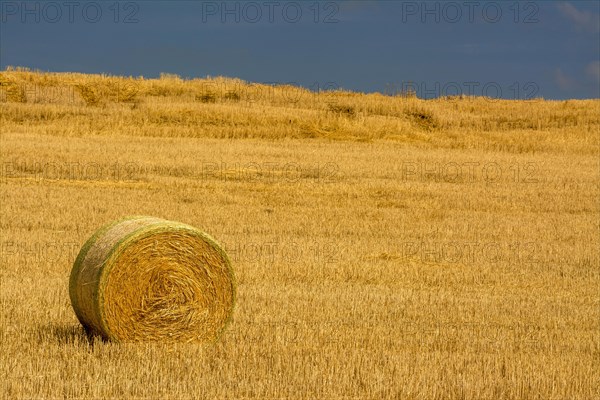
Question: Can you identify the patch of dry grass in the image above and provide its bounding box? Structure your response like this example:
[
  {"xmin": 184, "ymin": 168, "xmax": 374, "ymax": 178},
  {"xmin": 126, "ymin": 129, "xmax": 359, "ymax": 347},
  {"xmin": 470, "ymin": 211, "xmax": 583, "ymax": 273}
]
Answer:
[{"xmin": 1, "ymin": 68, "xmax": 598, "ymax": 152}]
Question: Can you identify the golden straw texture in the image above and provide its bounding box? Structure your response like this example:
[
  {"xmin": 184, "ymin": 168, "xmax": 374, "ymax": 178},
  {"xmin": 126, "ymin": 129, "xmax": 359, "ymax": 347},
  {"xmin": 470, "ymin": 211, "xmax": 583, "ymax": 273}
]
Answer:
[{"xmin": 69, "ymin": 216, "xmax": 235, "ymax": 343}]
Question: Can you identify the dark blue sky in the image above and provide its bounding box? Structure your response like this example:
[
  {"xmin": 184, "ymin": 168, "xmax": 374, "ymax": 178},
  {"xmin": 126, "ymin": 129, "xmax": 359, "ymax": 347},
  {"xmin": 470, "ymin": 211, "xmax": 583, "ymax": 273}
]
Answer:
[{"xmin": 1, "ymin": 1, "xmax": 599, "ymax": 99}]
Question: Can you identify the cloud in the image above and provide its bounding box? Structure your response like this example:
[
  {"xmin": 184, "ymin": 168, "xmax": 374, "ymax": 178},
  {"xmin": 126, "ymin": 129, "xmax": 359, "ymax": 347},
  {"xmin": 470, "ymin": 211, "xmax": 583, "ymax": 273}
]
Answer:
[
  {"xmin": 553, "ymin": 68, "xmax": 577, "ymax": 91},
  {"xmin": 585, "ymin": 61, "xmax": 600, "ymax": 83},
  {"xmin": 554, "ymin": 63, "xmax": 600, "ymax": 94},
  {"xmin": 557, "ymin": 2, "xmax": 600, "ymax": 33}
]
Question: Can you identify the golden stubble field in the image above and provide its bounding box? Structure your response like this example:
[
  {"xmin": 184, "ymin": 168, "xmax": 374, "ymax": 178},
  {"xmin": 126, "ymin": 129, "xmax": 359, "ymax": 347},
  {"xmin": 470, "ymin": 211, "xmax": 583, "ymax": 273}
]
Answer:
[{"xmin": 0, "ymin": 69, "xmax": 599, "ymax": 399}]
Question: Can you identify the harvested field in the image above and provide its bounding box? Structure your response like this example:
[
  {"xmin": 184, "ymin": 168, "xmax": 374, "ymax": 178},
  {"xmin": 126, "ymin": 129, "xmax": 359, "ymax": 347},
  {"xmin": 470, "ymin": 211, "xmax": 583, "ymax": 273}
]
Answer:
[{"xmin": 0, "ymin": 70, "xmax": 599, "ymax": 399}]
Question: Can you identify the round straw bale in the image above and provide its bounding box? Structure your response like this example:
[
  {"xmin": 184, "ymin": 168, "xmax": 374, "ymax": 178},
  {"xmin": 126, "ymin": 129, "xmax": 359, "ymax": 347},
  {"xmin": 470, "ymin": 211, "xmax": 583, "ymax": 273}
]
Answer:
[{"xmin": 69, "ymin": 216, "xmax": 235, "ymax": 343}]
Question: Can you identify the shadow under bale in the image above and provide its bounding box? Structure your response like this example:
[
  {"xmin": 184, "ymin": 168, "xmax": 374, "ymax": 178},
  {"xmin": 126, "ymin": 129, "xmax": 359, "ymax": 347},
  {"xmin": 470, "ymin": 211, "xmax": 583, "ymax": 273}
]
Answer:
[{"xmin": 36, "ymin": 322, "xmax": 100, "ymax": 346}]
